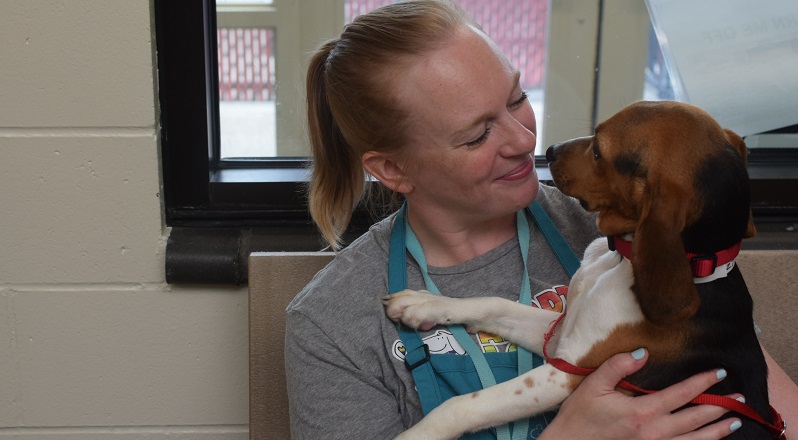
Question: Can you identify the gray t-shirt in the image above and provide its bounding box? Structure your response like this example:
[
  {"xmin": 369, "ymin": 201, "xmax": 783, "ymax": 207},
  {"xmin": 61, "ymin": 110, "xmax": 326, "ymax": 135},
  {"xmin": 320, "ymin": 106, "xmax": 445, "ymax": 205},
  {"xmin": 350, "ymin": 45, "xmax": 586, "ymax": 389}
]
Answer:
[{"xmin": 285, "ymin": 184, "xmax": 599, "ymax": 439}]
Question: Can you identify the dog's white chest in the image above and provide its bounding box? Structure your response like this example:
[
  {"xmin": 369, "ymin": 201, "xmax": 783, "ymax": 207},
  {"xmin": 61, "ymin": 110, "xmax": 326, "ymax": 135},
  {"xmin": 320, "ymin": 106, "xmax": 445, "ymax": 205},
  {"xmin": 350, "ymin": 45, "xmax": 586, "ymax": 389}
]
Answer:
[{"xmin": 553, "ymin": 238, "xmax": 645, "ymax": 362}]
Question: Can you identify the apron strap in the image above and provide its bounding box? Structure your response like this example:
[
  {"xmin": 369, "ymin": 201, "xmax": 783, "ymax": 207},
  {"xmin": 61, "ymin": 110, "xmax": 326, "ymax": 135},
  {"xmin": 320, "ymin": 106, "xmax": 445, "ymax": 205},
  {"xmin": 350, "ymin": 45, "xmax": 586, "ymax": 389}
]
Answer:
[
  {"xmin": 527, "ymin": 201, "xmax": 580, "ymax": 278},
  {"xmin": 389, "ymin": 204, "xmax": 448, "ymax": 411},
  {"xmin": 388, "ymin": 203, "xmax": 408, "ymax": 294}
]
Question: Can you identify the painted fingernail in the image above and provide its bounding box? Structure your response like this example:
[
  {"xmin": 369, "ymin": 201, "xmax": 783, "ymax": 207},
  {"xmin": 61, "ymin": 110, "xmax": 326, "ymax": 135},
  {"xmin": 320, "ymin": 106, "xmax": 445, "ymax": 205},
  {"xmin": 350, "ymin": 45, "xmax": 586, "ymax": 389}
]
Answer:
[
  {"xmin": 716, "ymin": 369, "xmax": 728, "ymax": 380},
  {"xmin": 630, "ymin": 348, "xmax": 646, "ymax": 360},
  {"xmin": 730, "ymin": 420, "xmax": 742, "ymax": 432},
  {"xmin": 736, "ymin": 396, "xmax": 746, "ymax": 403}
]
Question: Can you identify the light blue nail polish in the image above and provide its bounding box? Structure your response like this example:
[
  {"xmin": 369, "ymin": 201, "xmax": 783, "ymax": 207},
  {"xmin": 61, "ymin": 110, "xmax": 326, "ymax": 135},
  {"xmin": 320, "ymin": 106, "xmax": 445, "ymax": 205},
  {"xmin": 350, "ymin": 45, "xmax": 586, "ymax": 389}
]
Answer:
[
  {"xmin": 736, "ymin": 396, "xmax": 746, "ymax": 403},
  {"xmin": 630, "ymin": 348, "xmax": 646, "ymax": 360},
  {"xmin": 730, "ymin": 420, "xmax": 742, "ymax": 432},
  {"xmin": 716, "ymin": 369, "xmax": 728, "ymax": 380}
]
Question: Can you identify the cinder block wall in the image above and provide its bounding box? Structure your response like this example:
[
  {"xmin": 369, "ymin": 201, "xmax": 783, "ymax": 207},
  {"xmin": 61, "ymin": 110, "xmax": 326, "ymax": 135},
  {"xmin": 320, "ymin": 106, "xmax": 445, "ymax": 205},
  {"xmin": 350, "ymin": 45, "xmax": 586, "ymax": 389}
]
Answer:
[{"xmin": 0, "ymin": 1, "xmax": 248, "ymax": 438}]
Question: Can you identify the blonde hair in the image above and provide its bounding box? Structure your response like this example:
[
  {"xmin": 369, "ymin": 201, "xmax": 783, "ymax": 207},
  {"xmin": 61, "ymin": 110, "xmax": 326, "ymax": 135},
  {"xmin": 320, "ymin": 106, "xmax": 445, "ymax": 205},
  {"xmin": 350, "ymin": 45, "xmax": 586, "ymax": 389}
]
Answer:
[{"xmin": 306, "ymin": 0, "xmax": 475, "ymax": 250}]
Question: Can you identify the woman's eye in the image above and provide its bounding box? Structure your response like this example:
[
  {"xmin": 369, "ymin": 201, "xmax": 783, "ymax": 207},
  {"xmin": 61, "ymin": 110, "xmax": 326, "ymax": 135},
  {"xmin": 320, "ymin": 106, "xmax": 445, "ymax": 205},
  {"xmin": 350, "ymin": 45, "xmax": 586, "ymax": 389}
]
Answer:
[
  {"xmin": 465, "ymin": 126, "xmax": 492, "ymax": 148},
  {"xmin": 509, "ymin": 91, "xmax": 528, "ymax": 109}
]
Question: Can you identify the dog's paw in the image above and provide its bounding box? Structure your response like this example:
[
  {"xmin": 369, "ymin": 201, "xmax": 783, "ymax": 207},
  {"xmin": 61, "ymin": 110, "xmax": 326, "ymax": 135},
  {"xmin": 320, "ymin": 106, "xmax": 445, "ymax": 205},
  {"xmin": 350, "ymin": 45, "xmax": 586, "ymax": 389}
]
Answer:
[{"xmin": 382, "ymin": 289, "xmax": 456, "ymax": 331}]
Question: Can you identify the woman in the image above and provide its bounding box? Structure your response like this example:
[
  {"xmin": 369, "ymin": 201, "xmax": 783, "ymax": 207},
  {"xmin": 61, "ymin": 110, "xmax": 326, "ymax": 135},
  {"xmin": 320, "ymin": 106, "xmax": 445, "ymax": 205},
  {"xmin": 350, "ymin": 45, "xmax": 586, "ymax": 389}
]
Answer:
[{"xmin": 286, "ymin": 1, "xmax": 796, "ymax": 438}]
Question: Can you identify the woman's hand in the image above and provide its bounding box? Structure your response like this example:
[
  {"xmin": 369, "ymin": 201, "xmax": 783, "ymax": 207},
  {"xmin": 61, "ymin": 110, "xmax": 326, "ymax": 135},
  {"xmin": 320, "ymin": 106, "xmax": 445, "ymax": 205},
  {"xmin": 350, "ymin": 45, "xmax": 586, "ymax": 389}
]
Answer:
[{"xmin": 539, "ymin": 349, "xmax": 743, "ymax": 440}]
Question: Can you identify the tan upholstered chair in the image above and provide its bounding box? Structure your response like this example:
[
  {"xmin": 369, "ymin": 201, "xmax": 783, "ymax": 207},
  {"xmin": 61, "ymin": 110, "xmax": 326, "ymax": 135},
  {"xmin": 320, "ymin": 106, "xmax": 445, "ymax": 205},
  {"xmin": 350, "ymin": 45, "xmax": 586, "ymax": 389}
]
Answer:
[
  {"xmin": 248, "ymin": 249, "xmax": 797, "ymax": 439},
  {"xmin": 249, "ymin": 252, "xmax": 334, "ymax": 440},
  {"xmin": 737, "ymin": 250, "xmax": 798, "ymax": 381}
]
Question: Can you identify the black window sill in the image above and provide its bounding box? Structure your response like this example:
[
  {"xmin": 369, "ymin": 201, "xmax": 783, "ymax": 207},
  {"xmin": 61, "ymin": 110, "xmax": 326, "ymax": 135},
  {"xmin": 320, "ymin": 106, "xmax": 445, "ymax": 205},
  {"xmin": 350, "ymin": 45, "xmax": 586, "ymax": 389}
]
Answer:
[{"xmin": 165, "ymin": 164, "xmax": 798, "ymax": 285}]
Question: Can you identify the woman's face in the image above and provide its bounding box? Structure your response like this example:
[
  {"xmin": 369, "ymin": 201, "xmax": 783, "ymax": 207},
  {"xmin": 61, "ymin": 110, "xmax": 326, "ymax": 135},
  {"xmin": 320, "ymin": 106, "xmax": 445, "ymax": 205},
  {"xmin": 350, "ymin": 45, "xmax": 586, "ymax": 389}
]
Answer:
[{"xmin": 395, "ymin": 25, "xmax": 539, "ymax": 223}]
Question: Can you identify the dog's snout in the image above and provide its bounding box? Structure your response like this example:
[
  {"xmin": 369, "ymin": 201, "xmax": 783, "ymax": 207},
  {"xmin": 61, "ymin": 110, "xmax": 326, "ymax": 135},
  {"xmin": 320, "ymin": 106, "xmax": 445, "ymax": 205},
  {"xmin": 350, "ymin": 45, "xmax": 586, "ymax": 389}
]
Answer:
[{"xmin": 546, "ymin": 145, "xmax": 559, "ymax": 163}]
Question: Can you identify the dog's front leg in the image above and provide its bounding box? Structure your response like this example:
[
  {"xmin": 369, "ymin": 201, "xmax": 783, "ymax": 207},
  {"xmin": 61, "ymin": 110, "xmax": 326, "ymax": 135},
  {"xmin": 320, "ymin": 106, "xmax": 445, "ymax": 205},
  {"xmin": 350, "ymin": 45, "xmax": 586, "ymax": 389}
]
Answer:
[
  {"xmin": 395, "ymin": 363, "xmax": 575, "ymax": 440},
  {"xmin": 383, "ymin": 289, "xmax": 560, "ymax": 354}
]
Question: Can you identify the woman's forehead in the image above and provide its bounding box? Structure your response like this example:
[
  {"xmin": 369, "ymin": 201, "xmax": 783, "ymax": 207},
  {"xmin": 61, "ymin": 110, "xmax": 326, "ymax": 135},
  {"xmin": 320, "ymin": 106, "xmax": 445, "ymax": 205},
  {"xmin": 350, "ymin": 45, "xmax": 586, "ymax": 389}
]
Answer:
[{"xmin": 394, "ymin": 26, "xmax": 518, "ymax": 134}]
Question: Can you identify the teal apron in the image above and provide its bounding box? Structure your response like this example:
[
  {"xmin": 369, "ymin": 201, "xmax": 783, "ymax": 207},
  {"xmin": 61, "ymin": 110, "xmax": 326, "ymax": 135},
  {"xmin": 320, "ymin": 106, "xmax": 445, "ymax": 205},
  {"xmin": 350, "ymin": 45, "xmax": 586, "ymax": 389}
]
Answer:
[{"xmin": 389, "ymin": 201, "xmax": 580, "ymax": 440}]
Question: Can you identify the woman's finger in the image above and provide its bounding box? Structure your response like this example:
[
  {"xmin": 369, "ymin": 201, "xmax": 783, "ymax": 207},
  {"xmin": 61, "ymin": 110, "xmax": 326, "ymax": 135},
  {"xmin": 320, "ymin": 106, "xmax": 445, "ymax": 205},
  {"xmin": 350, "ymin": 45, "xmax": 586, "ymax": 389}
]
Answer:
[
  {"xmin": 584, "ymin": 347, "xmax": 650, "ymax": 392},
  {"xmin": 673, "ymin": 416, "xmax": 742, "ymax": 440},
  {"xmin": 662, "ymin": 394, "xmax": 744, "ymax": 439},
  {"xmin": 643, "ymin": 368, "xmax": 729, "ymax": 413}
]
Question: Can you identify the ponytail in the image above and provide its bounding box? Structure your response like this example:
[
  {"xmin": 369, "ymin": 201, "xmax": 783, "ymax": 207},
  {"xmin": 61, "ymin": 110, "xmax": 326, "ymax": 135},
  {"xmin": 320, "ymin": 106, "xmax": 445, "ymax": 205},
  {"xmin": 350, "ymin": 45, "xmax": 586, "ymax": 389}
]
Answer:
[{"xmin": 307, "ymin": 41, "xmax": 365, "ymax": 250}]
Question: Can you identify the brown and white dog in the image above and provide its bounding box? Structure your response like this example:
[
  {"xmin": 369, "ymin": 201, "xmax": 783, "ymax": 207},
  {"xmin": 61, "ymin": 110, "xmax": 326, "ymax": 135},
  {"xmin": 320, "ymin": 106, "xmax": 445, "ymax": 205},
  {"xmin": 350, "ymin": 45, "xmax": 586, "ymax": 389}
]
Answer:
[{"xmin": 384, "ymin": 101, "xmax": 777, "ymax": 439}]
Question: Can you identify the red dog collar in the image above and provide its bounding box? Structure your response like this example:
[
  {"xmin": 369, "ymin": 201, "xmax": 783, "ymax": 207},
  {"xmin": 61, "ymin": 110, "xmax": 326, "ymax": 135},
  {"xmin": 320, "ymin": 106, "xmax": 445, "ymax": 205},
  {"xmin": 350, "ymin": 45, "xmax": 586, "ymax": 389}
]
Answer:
[{"xmin": 608, "ymin": 236, "xmax": 741, "ymax": 278}]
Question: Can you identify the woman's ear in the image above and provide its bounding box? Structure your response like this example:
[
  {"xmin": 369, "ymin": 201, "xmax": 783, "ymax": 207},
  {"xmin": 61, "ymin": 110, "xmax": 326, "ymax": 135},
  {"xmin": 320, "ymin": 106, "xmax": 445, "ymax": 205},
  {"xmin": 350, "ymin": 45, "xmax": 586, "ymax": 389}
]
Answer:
[{"xmin": 362, "ymin": 151, "xmax": 414, "ymax": 194}]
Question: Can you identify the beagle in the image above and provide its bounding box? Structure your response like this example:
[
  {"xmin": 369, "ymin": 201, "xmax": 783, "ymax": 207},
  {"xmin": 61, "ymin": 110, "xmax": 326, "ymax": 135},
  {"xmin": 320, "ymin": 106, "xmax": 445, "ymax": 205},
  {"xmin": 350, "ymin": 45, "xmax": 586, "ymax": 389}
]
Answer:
[{"xmin": 384, "ymin": 101, "xmax": 779, "ymax": 439}]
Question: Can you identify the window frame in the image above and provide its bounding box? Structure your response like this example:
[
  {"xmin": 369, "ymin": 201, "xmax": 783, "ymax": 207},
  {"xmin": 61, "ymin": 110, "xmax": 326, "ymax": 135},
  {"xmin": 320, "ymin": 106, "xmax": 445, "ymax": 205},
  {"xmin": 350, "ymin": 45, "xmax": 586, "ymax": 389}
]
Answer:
[
  {"xmin": 155, "ymin": 0, "xmax": 798, "ymax": 243},
  {"xmin": 156, "ymin": 0, "xmax": 333, "ymax": 229}
]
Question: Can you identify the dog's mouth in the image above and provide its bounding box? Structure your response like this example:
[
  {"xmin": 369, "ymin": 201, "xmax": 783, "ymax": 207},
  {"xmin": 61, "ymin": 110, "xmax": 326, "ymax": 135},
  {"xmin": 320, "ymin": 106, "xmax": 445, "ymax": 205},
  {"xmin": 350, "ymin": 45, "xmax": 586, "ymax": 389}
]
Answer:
[
  {"xmin": 587, "ymin": 199, "xmax": 620, "ymax": 214},
  {"xmin": 571, "ymin": 194, "xmax": 603, "ymax": 212},
  {"xmin": 553, "ymin": 180, "xmax": 597, "ymax": 211},
  {"xmin": 550, "ymin": 170, "xmax": 609, "ymax": 212}
]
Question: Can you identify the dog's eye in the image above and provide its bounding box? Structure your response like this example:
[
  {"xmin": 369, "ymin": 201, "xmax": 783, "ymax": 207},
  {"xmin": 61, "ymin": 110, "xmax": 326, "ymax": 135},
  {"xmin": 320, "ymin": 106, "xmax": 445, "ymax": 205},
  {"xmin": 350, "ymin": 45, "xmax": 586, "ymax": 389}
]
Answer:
[{"xmin": 592, "ymin": 144, "xmax": 601, "ymax": 160}]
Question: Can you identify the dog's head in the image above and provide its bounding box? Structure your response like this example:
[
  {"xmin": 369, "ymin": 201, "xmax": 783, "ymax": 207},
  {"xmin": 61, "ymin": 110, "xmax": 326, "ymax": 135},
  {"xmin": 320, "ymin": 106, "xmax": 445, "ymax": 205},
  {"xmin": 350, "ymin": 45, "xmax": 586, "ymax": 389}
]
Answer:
[{"xmin": 547, "ymin": 100, "xmax": 755, "ymax": 325}]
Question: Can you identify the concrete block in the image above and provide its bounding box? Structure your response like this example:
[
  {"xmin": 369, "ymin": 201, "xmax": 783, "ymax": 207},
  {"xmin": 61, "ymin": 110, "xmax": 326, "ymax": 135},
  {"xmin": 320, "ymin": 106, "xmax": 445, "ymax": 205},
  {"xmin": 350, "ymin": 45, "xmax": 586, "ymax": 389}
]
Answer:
[
  {"xmin": 3, "ymin": 286, "xmax": 249, "ymax": 428},
  {"xmin": 0, "ymin": 136, "xmax": 164, "ymax": 284},
  {"xmin": 0, "ymin": 290, "xmax": 23, "ymax": 427},
  {"xmin": 0, "ymin": 1, "xmax": 154, "ymax": 128}
]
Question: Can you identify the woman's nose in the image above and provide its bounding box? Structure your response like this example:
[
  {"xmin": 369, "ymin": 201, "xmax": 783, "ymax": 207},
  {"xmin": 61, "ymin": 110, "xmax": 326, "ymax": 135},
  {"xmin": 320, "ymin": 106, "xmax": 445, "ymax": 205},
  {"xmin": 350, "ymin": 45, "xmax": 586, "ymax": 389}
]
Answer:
[{"xmin": 504, "ymin": 117, "xmax": 537, "ymax": 155}]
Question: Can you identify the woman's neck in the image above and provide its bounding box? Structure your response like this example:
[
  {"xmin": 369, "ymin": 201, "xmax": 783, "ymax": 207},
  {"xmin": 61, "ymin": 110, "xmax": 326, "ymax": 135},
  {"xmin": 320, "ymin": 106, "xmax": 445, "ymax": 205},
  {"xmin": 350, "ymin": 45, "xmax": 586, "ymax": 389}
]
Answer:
[{"xmin": 406, "ymin": 206, "xmax": 518, "ymax": 267}]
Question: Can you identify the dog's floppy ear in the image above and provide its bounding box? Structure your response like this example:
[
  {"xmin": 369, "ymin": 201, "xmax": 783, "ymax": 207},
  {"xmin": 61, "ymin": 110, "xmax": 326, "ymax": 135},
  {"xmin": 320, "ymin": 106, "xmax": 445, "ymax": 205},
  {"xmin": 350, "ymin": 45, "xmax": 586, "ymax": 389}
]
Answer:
[
  {"xmin": 632, "ymin": 179, "xmax": 700, "ymax": 326},
  {"xmin": 723, "ymin": 128, "xmax": 756, "ymax": 238}
]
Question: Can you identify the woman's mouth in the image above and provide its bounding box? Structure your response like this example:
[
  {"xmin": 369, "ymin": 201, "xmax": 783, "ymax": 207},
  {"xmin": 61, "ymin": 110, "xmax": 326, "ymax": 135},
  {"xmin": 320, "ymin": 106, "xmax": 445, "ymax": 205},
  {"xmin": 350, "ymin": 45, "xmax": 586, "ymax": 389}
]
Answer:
[{"xmin": 498, "ymin": 155, "xmax": 535, "ymax": 181}]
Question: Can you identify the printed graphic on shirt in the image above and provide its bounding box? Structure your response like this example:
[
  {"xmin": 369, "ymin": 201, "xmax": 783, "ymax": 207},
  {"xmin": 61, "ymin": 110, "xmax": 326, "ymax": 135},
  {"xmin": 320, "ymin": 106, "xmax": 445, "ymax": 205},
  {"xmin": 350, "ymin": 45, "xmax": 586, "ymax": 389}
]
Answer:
[
  {"xmin": 391, "ymin": 285, "xmax": 569, "ymax": 361},
  {"xmin": 392, "ymin": 329, "xmax": 465, "ymax": 361},
  {"xmin": 478, "ymin": 331, "xmax": 515, "ymax": 353},
  {"xmin": 532, "ymin": 285, "xmax": 569, "ymax": 313}
]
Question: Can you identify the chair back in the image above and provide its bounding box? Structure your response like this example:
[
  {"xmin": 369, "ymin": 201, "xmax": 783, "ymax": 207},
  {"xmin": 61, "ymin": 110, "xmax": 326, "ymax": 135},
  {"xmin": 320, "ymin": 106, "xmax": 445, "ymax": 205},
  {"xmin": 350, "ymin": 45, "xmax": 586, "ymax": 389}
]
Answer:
[
  {"xmin": 738, "ymin": 249, "xmax": 798, "ymax": 381},
  {"xmin": 249, "ymin": 252, "xmax": 334, "ymax": 439}
]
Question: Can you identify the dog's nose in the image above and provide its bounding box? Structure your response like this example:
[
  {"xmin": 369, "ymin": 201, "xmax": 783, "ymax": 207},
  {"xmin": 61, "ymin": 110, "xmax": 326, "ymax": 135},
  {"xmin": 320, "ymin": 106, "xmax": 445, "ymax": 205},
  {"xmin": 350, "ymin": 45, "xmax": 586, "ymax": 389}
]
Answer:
[{"xmin": 546, "ymin": 145, "xmax": 558, "ymax": 163}]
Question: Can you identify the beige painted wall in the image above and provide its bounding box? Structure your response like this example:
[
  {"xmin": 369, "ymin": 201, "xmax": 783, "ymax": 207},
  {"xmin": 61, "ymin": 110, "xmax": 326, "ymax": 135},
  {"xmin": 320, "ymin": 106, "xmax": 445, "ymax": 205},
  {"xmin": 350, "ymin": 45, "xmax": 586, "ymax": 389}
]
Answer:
[{"xmin": 0, "ymin": 1, "xmax": 249, "ymax": 438}]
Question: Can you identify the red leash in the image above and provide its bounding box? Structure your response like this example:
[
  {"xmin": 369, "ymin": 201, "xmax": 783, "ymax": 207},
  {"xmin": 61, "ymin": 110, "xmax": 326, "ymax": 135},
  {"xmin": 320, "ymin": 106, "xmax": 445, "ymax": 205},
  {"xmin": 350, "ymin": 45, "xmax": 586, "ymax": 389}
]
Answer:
[{"xmin": 543, "ymin": 313, "xmax": 787, "ymax": 438}]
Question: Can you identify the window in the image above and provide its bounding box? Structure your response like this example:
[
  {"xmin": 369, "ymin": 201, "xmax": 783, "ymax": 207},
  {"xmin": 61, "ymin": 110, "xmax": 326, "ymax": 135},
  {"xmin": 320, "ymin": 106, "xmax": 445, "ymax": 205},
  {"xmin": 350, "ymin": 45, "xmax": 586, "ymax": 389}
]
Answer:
[
  {"xmin": 155, "ymin": 0, "xmax": 798, "ymax": 283},
  {"xmin": 215, "ymin": 1, "xmax": 345, "ymax": 158},
  {"xmin": 155, "ymin": 0, "xmax": 562, "ymax": 231}
]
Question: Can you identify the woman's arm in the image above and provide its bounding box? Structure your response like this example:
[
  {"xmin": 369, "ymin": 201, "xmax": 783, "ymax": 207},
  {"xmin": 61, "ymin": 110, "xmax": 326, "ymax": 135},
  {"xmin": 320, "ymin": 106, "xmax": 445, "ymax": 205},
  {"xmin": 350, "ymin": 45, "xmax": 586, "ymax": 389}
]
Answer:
[
  {"xmin": 764, "ymin": 345, "xmax": 798, "ymax": 438},
  {"xmin": 539, "ymin": 349, "xmax": 742, "ymax": 440}
]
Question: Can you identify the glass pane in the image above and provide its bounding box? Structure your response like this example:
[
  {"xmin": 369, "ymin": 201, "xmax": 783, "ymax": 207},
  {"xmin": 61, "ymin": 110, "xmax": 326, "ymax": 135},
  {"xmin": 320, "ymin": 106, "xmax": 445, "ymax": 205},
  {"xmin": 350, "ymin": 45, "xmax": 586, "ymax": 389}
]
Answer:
[
  {"xmin": 645, "ymin": 0, "xmax": 798, "ymax": 144},
  {"xmin": 217, "ymin": 27, "xmax": 276, "ymax": 159},
  {"xmin": 643, "ymin": 26, "xmax": 675, "ymax": 101}
]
